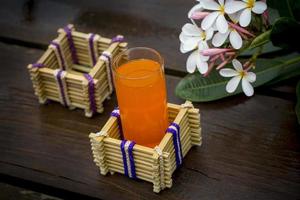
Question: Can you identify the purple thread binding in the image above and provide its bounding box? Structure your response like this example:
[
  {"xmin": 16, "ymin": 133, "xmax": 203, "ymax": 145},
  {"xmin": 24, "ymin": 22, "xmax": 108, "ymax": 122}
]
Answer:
[
  {"xmin": 167, "ymin": 127, "xmax": 181, "ymax": 167},
  {"xmin": 83, "ymin": 74, "xmax": 97, "ymax": 114},
  {"xmin": 88, "ymin": 34, "xmax": 97, "ymax": 66},
  {"xmin": 64, "ymin": 26, "xmax": 79, "ymax": 64},
  {"xmin": 110, "ymin": 108, "xmax": 124, "ymax": 140},
  {"xmin": 128, "ymin": 141, "xmax": 137, "ymax": 179},
  {"xmin": 111, "ymin": 35, "xmax": 124, "ymax": 44},
  {"xmin": 32, "ymin": 63, "xmax": 45, "ymax": 68},
  {"xmin": 102, "ymin": 52, "xmax": 114, "ymax": 88},
  {"xmin": 102, "ymin": 53, "xmax": 112, "ymax": 68},
  {"xmin": 166, "ymin": 122, "xmax": 182, "ymax": 167},
  {"xmin": 120, "ymin": 140, "xmax": 129, "ymax": 177},
  {"xmin": 171, "ymin": 122, "xmax": 183, "ymax": 160},
  {"xmin": 51, "ymin": 41, "xmax": 66, "ymax": 70},
  {"xmin": 56, "ymin": 70, "xmax": 68, "ymax": 106}
]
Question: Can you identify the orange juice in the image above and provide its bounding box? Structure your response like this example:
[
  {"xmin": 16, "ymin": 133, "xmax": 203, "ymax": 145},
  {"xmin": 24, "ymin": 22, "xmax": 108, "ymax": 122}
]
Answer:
[{"xmin": 114, "ymin": 58, "xmax": 168, "ymax": 147}]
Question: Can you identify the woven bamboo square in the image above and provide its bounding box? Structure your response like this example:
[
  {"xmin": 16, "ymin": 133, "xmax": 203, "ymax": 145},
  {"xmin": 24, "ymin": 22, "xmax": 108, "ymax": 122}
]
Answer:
[
  {"xmin": 27, "ymin": 24, "xmax": 127, "ymax": 117},
  {"xmin": 89, "ymin": 101, "xmax": 202, "ymax": 193}
]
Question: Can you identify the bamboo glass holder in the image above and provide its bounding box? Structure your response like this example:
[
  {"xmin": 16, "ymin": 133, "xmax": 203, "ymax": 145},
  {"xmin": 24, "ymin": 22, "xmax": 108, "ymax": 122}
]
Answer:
[
  {"xmin": 89, "ymin": 101, "xmax": 202, "ymax": 193},
  {"xmin": 27, "ymin": 24, "xmax": 127, "ymax": 117}
]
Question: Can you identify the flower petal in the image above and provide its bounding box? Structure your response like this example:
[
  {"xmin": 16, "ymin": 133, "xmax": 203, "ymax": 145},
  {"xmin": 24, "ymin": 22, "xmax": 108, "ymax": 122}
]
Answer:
[
  {"xmin": 186, "ymin": 50, "xmax": 198, "ymax": 73},
  {"xmin": 202, "ymin": 0, "xmax": 220, "ymax": 10},
  {"xmin": 180, "ymin": 43, "xmax": 189, "ymax": 53},
  {"xmin": 228, "ymin": 11, "xmax": 241, "ymax": 23},
  {"xmin": 198, "ymin": 42, "xmax": 210, "ymax": 61},
  {"xmin": 239, "ymin": 8, "xmax": 252, "ymax": 27},
  {"xmin": 196, "ymin": 57, "xmax": 208, "ymax": 74},
  {"xmin": 205, "ymin": 28, "xmax": 214, "ymax": 40},
  {"xmin": 211, "ymin": 23, "xmax": 218, "ymax": 31},
  {"xmin": 212, "ymin": 31, "xmax": 229, "ymax": 47},
  {"xmin": 245, "ymin": 72, "xmax": 256, "ymax": 82},
  {"xmin": 181, "ymin": 37, "xmax": 201, "ymax": 52},
  {"xmin": 200, "ymin": 54, "xmax": 210, "ymax": 62},
  {"xmin": 225, "ymin": 1, "xmax": 247, "ymax": 14},
  {"xmin": 229, "ymin": 30, "xmax": 242, "ymax": 49},
  {"xmin": 182, "ymin": 23, "xmax": 201, "ymax": 36},
  {"xmin": 201, "ymin": 11, "xmax": 219, "ymax": 30},
  {"xmin": 198, "ymin": 41, "xmax": 209, "ymax": 50},
  {"xmin": 232, "ymin": 59, "xmax": 243, "ymax": 72},
  {"xmin": 179, "ymin": 32, "xmax": 188, "ymax": 43},
  {"xmin": 226, "ymin": 76, "xmax": 241, "ymax": 93},
  {"xmin": 218, "ymin": 0, "xmax": 224, "ymax": 6},
  {"xmin": 216, "ymin": 14, "xmax": 228, "ymax": 33},
  {"xmin": 242, "ymin": 78, "xmax": 254, "ymax": 96},
  {"xmin": 252, "ymin": 1, "xmax": 267, "ymax": 14},
  {"xmin": 219, "ymin": 68, "xmax": 239, "ymax": 77},
  {"xmin": 188, "ymin": 3, "xmax": 203, "ymax": 18}
]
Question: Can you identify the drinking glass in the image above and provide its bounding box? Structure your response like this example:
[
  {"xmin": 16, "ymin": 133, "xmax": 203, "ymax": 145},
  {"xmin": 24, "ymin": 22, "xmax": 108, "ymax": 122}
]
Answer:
[{"xmin": 113, "ymin": 47, "xmax": 168, "ymax": 147}]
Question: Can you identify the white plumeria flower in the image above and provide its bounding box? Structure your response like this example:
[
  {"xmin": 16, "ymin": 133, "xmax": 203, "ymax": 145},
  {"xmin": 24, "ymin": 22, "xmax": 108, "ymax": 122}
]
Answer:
[
  {"xmin": 179, "ymin": 23, "xmax": 213, "ymax": 74},
  {"xmin": 225, "ymin": 0, "xmax": 267, "ymax": 27},
  {"xmin": 179, "ymin": 23, "xmax": 213, "ymax": 53},
  {"xmin": 186, "ymin": 48, "xmax": 209, "ymax": 74},
  {"xmin": 201, "ymin": 0, "xmax": 230, "ymax": 34},
  {"xmin": 212, "ymin": 26, "xmax": 242, "ymax": 49},
  {"xmin": 219, "ymin": 59, "xmax": 256, "ymax": 96},
  {"xmin": 211, "ymin": 10, "xmax": 243, "ymax": 49}
]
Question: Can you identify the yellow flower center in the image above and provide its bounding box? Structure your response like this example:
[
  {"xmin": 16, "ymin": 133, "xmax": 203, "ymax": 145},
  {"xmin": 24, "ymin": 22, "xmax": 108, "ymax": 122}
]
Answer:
[
  {"xmin": 239, "ymin": 71, "xmax": 246, "ymax": 78},
  {"xmin": 201, "ymin": 32, "xmax": 206, "ymax": 40},
  {"xmin": 247, "ymin": 0, "xmax": 255, "ymax": 8},
  {"xmin": 219, "ymin": 5, "xmax": 225, "ymax": 14}
]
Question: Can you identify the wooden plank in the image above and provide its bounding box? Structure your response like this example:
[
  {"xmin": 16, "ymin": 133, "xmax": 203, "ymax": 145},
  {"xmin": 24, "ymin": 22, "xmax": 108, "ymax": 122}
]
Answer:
[
  {"xmin": 0, "ymin": 27, "xmax": 300, "ymax": 200},
  {"xmin": 0, "ymin": 44, "xmax": 300, "ymax": 199},
  {"xmin": 0, "ymin": 0, "xmax": 191, "ymax": 74}
]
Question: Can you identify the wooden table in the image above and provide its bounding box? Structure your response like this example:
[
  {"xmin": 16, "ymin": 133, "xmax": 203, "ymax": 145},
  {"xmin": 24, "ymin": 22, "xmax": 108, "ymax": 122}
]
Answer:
[{"xmin": 1, "ymin": 0, "xmax": 300, "ymax": 199}]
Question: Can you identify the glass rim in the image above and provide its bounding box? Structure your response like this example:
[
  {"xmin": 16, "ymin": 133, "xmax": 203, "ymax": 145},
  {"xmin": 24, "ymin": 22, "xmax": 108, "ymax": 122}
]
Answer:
[{"xmin": 112, "ymin": 47, "xmax": 164, "ymax": 80}]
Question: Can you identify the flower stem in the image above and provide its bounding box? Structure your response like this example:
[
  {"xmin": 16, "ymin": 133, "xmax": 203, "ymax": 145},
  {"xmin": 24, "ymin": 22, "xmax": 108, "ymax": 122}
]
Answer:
[
  {"xmin": 229, "ymin": 22, "xmax": 255, "ymax": 37},
  {"xmin": 245, "ymin": 45, "xmax": 264, "ymax": 71},
  {"xmin": 204, "ymin": 60, "xmax": 216, "ymax": 77}
]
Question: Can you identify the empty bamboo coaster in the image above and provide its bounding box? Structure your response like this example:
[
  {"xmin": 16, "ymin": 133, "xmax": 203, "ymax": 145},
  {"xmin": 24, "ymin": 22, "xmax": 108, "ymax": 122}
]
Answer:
[
  {"xmin": 27, "ymin": 24, "xmax": 128, "ymax": 117},
  {"xmin": 89, "ymin": 101, "xmax": 202, "ymax": 193}
]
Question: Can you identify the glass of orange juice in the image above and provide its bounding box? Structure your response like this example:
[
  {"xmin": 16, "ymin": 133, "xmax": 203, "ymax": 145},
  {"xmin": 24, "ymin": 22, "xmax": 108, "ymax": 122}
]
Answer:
[{"xmin": 113, "ymin": 47, "xmax": 169, "ymax": 147}]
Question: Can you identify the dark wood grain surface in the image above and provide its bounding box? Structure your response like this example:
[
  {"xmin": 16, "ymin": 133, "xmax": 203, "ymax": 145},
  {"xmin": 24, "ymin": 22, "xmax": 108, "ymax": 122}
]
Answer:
[{"xmin": 0, "ymin": 0, "xmax": 300, "ymax": 199}]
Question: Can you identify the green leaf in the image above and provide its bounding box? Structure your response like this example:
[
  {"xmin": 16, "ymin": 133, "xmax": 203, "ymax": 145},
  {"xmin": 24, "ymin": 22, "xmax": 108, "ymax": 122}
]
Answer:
[
  {"xmin": 268, "ymin": 8, "xmax": 281, "ymax": 25},
  {"xmin": 241, "ymin": 42, "xmax": 281, "ymax": 57},
  {"xmin": 270, "ymin": 17, "xmax": 300, "ymax": 51},
  {"xmin": 175, "ymin": 55, "xmax": 300, "ymax": 102},
  {"xmin": 175, "ymin": 71, "xmax": 229, "ymax": 102},
  {"xmin": 266, "ymin": 53, "xmax": 300, "ymax": 85},
  {"xmin": 267, "ymin": 0, "xmax": 296, "ymax": 19},
  {"xmin": 248, "ymin": 30, "xmax": 271, "ymax": 50},
  {"xmin": 296, "ymin": 81, "xmax": 300, "ymax": 124}
]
